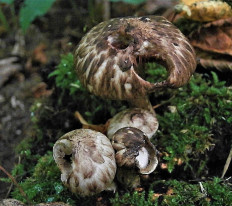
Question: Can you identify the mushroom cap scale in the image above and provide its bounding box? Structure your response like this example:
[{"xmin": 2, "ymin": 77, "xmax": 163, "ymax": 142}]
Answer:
[
  {"xmin": 74, "ymin": 16, "xmax": 196, "ymax": 102},
  {"xmin": 53, "ymin": 129, "xmax": 116, "ymax": 197},
  {"xmin": 112, "ymin": 127, "xmax": 158, "ymax": 174},
  {"xmin": 107, "ymin": 108, "xmax": 159, "ymax": 140}
]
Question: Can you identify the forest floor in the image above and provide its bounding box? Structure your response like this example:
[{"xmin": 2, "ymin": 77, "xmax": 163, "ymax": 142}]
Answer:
[{"xmin": 0, "ymin": 0, "xmax": 232, "ymax": 205}]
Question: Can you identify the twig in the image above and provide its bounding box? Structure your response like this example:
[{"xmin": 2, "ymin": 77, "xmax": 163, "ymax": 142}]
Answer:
[
  {"xmin": 0, "ymin": 165, "xmax": 31, "ymax": 204},
  {"xmin": 199, "ymin": 182, "xmax": 207, "ymax": 197},
  {"xmin": 221, "ymin": 146, "xmax": 232, "ymax": 178},
  {"xmin": 74, "ymin": 111, "xmax": 109, "ymax": 134},
  {"xmin": 153, "ymin": 95, "xmax": 176, "ymax": 109},
  {"xmin": 5, "ymin": 156, "xmax": 22, "ymax": 198}
]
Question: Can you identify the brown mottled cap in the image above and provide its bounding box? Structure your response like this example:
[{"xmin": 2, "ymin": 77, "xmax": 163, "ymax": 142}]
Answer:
[
  {"xmin": 112, "ymin": 127, "xmax": 158, "ymax": 174},
  {"xmin": 53, "ymin": 129, "xmax": 116, "ymax": 197},
  {"xmin": 74, "ymin": 16, "xmax": 196, "ymax": 104},
  {"xmin": 107, "ymin": 108, "xmax": 159, "ymax": 140}
]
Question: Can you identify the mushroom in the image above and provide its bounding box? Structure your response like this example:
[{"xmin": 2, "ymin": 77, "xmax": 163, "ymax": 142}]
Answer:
[
  {"xmin": 107, "ymin": 108, "xmax": 159, "ymax": 140},
  {"xmin": 74, "ymin": 16, "xmax": 196, "ymax": 113},
  {"xmin": 53, "ymin": 129, "xmax": 116, "ymax": 197},
  {"xmin": 112, "ymin": 127, "xmax": 158, "ymax": 174}
]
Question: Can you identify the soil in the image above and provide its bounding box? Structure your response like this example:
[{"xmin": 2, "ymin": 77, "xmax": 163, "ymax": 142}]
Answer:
[{"xmin": 0, "ymin": 0, "xmax": 83, "ymax": 199}]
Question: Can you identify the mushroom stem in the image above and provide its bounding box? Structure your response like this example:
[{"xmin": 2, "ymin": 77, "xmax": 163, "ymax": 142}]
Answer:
[{"xmin": 129, "ymin": 97, "xmax": 155, "ymax": 114}]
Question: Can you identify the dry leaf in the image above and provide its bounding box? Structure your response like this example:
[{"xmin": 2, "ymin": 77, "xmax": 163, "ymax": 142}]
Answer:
[
  {"xmin": 152, "ymin": 193, "xmax": 162, "ymax": 200},
  {"xmin": 181, "ymin": 0, "xmax": 204, "ymax": 6},
  {"xmin": 74, "ymin": 111, "xmax": 110, "ymax": 134},
  {"xmin": 166, "ymin": 188, "xmax": 174, "ymax": 195},
  {"xmin": 189, "ymin": 17, "xmax": 232, "ymax": 55},
  {"xmin": 180, "ymin": 1, "xmax": 232, "ymax": 22},
  {"xmin": 32, "ymin": 43, "xmax": 48, "ymax": 64},
  {"xmin": 135, "ymin": 187, "xmax": 144, "ymax": 192},
  {"xmin": 0, "ymin": 57, "xmax": 22, "ymax": 87},
  {"xmin": 32, "ymin": 82, "xmax": 53, "ymax": 98},
  {"xmin": 200, "ymin": 58, "xmax": 232, "ymax": 71}
]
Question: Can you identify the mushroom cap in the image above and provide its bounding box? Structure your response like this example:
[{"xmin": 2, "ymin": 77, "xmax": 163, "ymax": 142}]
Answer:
[
  {"xmin": 53, "ymin": 129, "xmax": 116, "ymax": 197},
  {"xmin": 112, "ymin": 127, "xmax": 158, "ymax": 174},
  {"xmin": 107, "ymin": 108, "xmax": 159, "ymax": 139},
  {"xmin": 74, "ymin": 16, "xmax": 196, "ymax": 101}
]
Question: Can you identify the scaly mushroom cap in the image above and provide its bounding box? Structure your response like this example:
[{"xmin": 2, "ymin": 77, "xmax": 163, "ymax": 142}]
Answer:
[
  {"xmin": 53, "ymin": 129, "xmax": 116, "ymax": 197},
  {"xmin": 107, "ymin": 108, "xmax": 158, "ymax": 139},
  {"xmin": 112, "ymin": 127, "xmax": 158, "ymax": 174},
  {"xmin": 74, "ymin": 16, "xmax": 196, "ymax": 102}
]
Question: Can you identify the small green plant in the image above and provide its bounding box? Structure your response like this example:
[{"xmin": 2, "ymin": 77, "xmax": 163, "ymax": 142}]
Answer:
[
  {"xmin": 111, "ymin": 178, "xmax": 232, "ymax": 206},
  {"xmin": 111, "ymin": 190, "xmax": 158, "ymax": 206},
  {"xmin": 11, "ymin": 152, "xmax": 77, "ymax": 205},
  {"xmin": 145, "ymin": 64, "xmax": 232, "ymax": 173},
  {"xmin": 164, "ymin": 178, "xmax": 232, "ymax": 206},
  {"xmin": 48, "ymin": 53, "xmax": 84, "ymax": 95},
  {"xmin": 0, "ymin": 0, "xmax": 56, "ymax": 33}
]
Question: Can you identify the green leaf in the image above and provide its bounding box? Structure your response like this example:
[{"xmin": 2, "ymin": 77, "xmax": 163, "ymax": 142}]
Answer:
[
  {"xmin": 0, "ymin": 0, "xmax": 14, "ymax": 4},
  {"xmin": 19, "ymin": 0, "xmax": 56, "ymax": 33}
]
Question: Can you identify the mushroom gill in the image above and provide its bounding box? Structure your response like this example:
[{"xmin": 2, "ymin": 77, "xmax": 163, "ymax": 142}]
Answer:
[
  {"xmin": 53, "ymin": 129, "xmax": 116, "ymax": 197},
  {"xmin": 112, "ymin": 127, "xmax": 158, "ymax": 174},
  {"xmin": 74, "ymin": 16, "xmax": 196, "ymax": 112}
]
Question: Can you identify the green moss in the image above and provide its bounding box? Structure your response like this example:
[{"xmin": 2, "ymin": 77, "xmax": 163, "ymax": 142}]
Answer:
[
  {"xmin": 11, "ymin": 152, "xmax": 77, "ymax": 205},
  {"xmin": 164, "ymin": 178, "xmax": 232, "ymax": 206},
  {"xmin": 110, "ymin": 178, "xmax": 232, "ymax": 206},
  {"xmin": 146, "ymin": 67, "xmax": 232, "ymax": 173},
  {"xmin": 48, "ymin": 53, "xmax": 83, "ymax": 95},
  {"xmin": 111, "ymin": 190, "xmax": 158, "ymax": 206},
  {"xmin": 5, "ymin": 58, "xmax": 232, "ymax": 205}
]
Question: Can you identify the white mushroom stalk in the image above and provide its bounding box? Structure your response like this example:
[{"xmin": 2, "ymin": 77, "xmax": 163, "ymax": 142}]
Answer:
[
  {"xmin": 53, "ymin": 129, "xmax": 116, "ymax": 197},
  {"xmin": 107, "ymin": 108, "xmax": 159, "ymax": 140},
  {"xmin": 112, "ymin": 127, "xmax": 158, "ymax": 174}
]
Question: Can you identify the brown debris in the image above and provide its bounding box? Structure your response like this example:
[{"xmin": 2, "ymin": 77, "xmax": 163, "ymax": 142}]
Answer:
[
  {"xmin": 74, "ymin": 111, "xmax": 109, "ymax": 134},
  {"xmin": 189, "ymin": 18, "xmax": 232, "ymax": 56},
  {"xmin": 31, "ymin": 82, "xmax": 53, "ymax": 98},
  {"xmin": 32, "ymin": 43, "xmax": 48, "ymax": 65},
  {"xmin": 179, "ymin": 1, "xmax": 232, "ymax": 22},
  {"xmin": 0, "ymin": 57, "xmax": 22, "ymax": 87}
]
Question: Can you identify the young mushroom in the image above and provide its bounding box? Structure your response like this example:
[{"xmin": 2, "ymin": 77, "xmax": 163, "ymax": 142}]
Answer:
[
  {"xmin": 107, "ymin": 108, "xmax": 159, "ymax": 140},
  {"xmin": 74, "ymin": 16, "xmax": 196, "ymax": 113},
  {"xmin": 112, "ymin": 127, "xmax": 158, "ymax": 174},
  {"xmin": 53, "ymin": 129, "xmax": 116, "ymax": 197}
]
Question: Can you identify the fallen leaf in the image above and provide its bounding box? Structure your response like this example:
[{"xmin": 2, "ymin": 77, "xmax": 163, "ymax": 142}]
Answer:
[
  {"xmin": 181, "ymin": 0, "xmax": 203, "ymax": 6},
  {"xmin": 189, "ymin": 18, "xmax": 232, "ymax": 55},
  {"xmin": 0, "ymin": 57, "xmax": 22, "ymax": 87},
  {"xmin": 135, "ymin": 187, "xmax": 144, "ymax": 192},
  {"xmin": 152, "ymin": 193, "xmax": 162, "ymax": 200},
  {"xmin": 179, "ymin": 1, "xmax": 232, "ymax": 22},
  {"xmin": 32, "ymin": 43, "xmax": 48, "ymax": 64},
  {"xmin": 32, "ymin": 82, "xmax": 53, "ymax": 98},
  {"xmin": 166, "ymin": 188, "xmax": 174, "ymax": 195},
  {"xmin": 199, "ymin": 58, "xmax": 232, "ymax": 72},
  {"xmin": 74, "ymin": 111, "xmax": 110, "ymax": 134}
]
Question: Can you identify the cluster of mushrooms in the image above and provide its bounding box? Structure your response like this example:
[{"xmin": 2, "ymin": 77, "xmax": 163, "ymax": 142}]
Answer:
[{"xmin": 53, "ymin": 16, "xmax": 196, "ymax": 197}]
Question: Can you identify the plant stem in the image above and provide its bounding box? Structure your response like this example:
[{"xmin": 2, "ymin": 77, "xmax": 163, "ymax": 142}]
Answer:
[
  {"xmin": 0, "ymin": 7, "xmax": 9, "ymax": 32},
  {"xmin": 221, "ymin": 146, "xmax": 232, "ymax": 178},
  {"xmin": 0, "ymin": 165, "xmax": 31, "ymax": 204}
]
